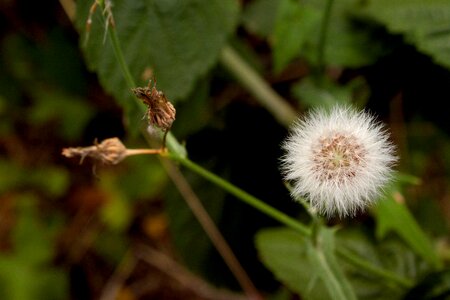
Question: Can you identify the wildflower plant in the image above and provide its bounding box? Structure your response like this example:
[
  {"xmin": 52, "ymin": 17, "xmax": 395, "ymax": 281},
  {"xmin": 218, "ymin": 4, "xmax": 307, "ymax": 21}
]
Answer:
[
  {"xmin": 282, "ymin": 106, "xmax": 397, "ymax": 217},
  {"xmin": 56, "ymin": 0, "xmax": 447, "ymax": 299}
]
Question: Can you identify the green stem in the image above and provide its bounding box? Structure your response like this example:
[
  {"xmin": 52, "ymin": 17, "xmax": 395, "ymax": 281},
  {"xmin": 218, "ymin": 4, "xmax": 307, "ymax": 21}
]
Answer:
[
  {"xmin": 100, "ymin": 5, "xmax": 413, "ymax": 291},
  {"xmin": 170, "ymin": 154, "xmax": 311, "ymax": 236},
  {"xmin": 169, "ymin": 154, "xmax": 415, "ymax": 289},
  {"xmin": 219, "ymin": 46, "xmax": 297, "ymax": 127},
  {"xmin": 108, "ymin": 28, "xmax": 136, "ymax": 90},
  {"xmin": 107, "ymin": 23, "xmax": 186, "ymax": 157}
]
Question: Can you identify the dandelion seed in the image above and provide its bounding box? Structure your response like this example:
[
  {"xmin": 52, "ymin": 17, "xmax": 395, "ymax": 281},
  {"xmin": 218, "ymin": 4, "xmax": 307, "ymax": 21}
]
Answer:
[{"xmin": 281, "ymin": 105, "xmax": 397, "ymax": 217}]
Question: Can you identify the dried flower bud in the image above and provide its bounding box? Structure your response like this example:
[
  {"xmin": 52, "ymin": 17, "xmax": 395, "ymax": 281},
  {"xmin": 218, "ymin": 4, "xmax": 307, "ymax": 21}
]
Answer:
[
  {"xmin": 281, "ymin": 106, "xmax": 397, "ymax": 218},
  {"xmin": 132, "ymin": 80, "xmax": 176, "ymax": 132},
  {"xmin": 62, "ymin": 137, "xmax": 127, "ymax": 165}
]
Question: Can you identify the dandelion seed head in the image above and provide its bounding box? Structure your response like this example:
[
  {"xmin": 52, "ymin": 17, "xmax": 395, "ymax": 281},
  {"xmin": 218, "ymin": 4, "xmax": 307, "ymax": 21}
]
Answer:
[{"xmin": 281, "ymin": 105, "xmax": 397, "ymax": 218}]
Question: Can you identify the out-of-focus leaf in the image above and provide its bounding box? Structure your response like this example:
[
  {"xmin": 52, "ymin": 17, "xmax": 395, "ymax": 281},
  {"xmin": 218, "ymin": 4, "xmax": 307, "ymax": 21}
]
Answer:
[
  {"xmin": 171, "ymin": 78, "xmax": 212, "ymax": 138},
  {"xmin": 365, "ymin": 0, "xmax": 450, "ymax": 69},
  {"xmin": 98, "ymin": 173, "xmax": 133, "ymax": 231},
  {"xmin": 336, "ymin": 227, "xmax": 429, "ymax": 300},
  {"xmin": 242, "ymin": 0, "xmax": 281, "ymax": 38},
  {"xmin": 373, "ymin": 188, "xmax": 442, "ymax": 269},
  {"xmin": 28, "ymin": 85, "xmax": 94, "ymax": 141},
  {"xmin": 272, "ymin": 0, "xmax": 320, "ymax": 72},
  {"xmin": 292, "ymin": 76, "xmax": 367, "ymax": 109},
  {"xmin": 0, "ymin": 195, "xmax": 67, "ymax": 300},
  {"xmin": 118, "ymin": 155, "xmax": 168, "ymax": 200},
  {"xmin": 75, "ymin": 0, "xmax": 239, "ymax": 130},
  {"xmin": 0, "ymin": 160, "xmax": 69, "ymax": 198},
  {"xmin": 255, "ymin": 227, "xmax": 357, "ymax": 300},
  {"xmin": 94, "ymin": 229, "xmax": 129, "ymax": 265},
  {"xmin": 272, "ymin": 0, "xmax": 387, "ymax": 71},
  {"xmin": 164, "ymin": 166, "xmax": 226, "ymax": 278}
]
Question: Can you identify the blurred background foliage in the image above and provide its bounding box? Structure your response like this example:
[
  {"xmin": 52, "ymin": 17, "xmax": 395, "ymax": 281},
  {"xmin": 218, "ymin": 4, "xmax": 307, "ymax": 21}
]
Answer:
[{"xmin": 0, "ymin": 0, "xmax": 450, "ymax": 299}]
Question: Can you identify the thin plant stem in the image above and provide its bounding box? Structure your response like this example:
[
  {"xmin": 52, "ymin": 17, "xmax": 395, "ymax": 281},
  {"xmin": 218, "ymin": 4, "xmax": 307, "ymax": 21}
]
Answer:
[
  {"xmin": 170, "ymin": 154, "xmax": 415, "ymax": 289},
  {"xmin": 125, "ymin": 149, "xmax": 162, "ymax": 156},
  {"xmin": 170, "ymin": 154, "xmax": 312, "ymax": 237},
  {"xmin": 219, "ymin": 46, "xmax": 297, "ymax": 127},
  {"xmin": 159, "ymin": 157, "xmax": 263, "ymax": 300},
  {"xmin": 106, "ymin": 17, "xmax": 186, "ymax": 157}
]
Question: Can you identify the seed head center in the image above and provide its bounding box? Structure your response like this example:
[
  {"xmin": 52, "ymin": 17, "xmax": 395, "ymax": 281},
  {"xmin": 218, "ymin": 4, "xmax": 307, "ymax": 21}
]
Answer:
[{"xmin": 312, "ymin": 133, "xmax": 366, "ymax": 182}]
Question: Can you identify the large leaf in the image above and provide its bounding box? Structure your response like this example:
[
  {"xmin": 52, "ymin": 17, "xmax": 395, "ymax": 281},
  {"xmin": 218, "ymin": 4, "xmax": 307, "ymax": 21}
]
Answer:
[
  {"xmin": 255, "ymin": 227, "xmax": 357, "ymax": 300},
  {"xmin": 272, "ymin": 0, "xmax": 387, "ymax": 71},
  {"xmin": 75, "ymin": 0, "xmax": 239, "ymax": 127},
  {"xmin": 365, "ymin": 0, "xmax": 450, "ymax": 69}
]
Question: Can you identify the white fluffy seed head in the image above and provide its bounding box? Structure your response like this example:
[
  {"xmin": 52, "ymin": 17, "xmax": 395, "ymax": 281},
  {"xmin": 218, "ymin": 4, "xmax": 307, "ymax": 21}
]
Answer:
[{"xmin": 281, "ymin": 105, "xmax": 397, "ymax": 218}]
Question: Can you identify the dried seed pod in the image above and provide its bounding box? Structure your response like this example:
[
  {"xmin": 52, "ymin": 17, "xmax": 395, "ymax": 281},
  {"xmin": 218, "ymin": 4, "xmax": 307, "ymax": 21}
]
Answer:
[
  {"xmin": 132, "ymin": 80, "xmax": 176, "ymax": 132},
  {"xmin": 62, "ymin": 137, "xmax": 127, "ymax": 165}
]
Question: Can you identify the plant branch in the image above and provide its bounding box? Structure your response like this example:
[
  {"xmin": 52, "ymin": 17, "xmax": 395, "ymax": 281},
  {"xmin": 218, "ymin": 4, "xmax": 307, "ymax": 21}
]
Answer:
[
  {"xmin": 219, "ymin": 46, "xmax": 297, "ymax": 127},
  {"xmin": 158, "ymin": 157, "xmax": 263, "ymax": 300},
  {"xmin": 170, "ymin": 154, "xmax": 312, "ymax": 237}
]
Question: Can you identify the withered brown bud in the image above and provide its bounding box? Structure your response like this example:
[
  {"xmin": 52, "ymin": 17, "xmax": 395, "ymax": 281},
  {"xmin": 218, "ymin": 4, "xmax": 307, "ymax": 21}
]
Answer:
[
  {"xmin": 132, "ymin": 79, "xmax": 176, "ymax": 132},
  {"xmin": 62, "ymin": 137, "xmax": 127, "ymax": 165}
]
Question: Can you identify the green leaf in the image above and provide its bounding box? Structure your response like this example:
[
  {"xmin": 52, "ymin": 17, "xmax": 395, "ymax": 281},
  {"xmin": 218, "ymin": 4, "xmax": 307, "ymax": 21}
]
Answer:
[
  {"xmin": 336, "ymin": 227, "xmax": 429, "ymax": 300},
  {"xmin": 365, "ymin": 0, "xmax": 450, "ymax": 69},
  {"xmin": 255, "ymin": 227, "xmax": 357, "ymax": 300},
  {"xmin": 98, "ymin": 173, "xmax": 133, "ymax": 231},
  {"xmin": 241, "ymin": 0, "xmax": 281, "ymax": 38},
  {"xmin": 272, "ymin": 0, "xmax": 320, "ymax": 72},
  {"xmin": 373, "ymin": 190, "xmax": 442, "ymax": 269},
  {"xmin": 28, "ymin": 84, "xmax": 94, "ymax": 141},
  {"xmin": 0, "ymin": 195, "xmax": 67, "ymax": 300},
  {"xmin": 272, "ymin": 0, "xmax": 387, "ymax": 71},
  {"xmin": 75, "ymin": 0, "xmax": 239, "ymax": 128}
]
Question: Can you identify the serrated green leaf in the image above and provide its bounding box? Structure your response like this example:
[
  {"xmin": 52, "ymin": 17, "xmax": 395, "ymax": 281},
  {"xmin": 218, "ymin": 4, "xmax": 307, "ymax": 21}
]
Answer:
[
  {"xmin": 373, "ymin": 190, "xmax": 442, "ymax": 269},
  {"xmin": 255, "ymin": 227, "xmax": 357, "ymax": 300},
  {"xmin": 365, "ymin": 0, "xmax": 450, "ymax": 69},
  {"xmin": 75, "ymin": 0, "xmax": 239, "ymax": 130}
]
